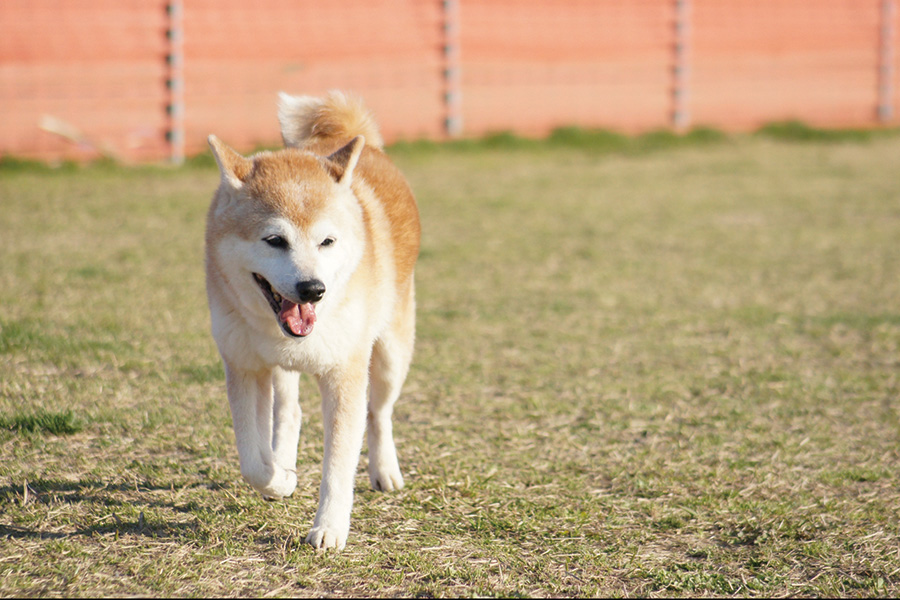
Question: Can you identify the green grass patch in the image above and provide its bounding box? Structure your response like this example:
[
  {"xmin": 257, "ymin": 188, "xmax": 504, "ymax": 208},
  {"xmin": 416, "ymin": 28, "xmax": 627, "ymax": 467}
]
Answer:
[
  {"xmin": 388, "ymin": 124, "xmax": 730, "ymax": 158},
  {"xmin": 755, "ymin": 120, "xmax": 898, "ymax": 143},
  {"xmin": 0, "ymin": 155, "xmax": 79, "ymax": 173},
  {"xmin": 0, "ymin": 317, "xmax": 135, "ymax": 369},
  {"xmin": 0, "ymin": 409, "xmax": 82, "ymax": 435}
]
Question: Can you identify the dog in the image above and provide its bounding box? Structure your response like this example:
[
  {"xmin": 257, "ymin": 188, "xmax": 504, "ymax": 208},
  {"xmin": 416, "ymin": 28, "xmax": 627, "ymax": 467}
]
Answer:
[{"xmin": 204, "ymin": 91, "xmax": 420, "ymax": 550}]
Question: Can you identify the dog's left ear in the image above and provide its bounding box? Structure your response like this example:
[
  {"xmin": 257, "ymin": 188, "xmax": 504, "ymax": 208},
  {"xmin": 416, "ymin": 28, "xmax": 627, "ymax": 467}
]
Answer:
[{"xmin": 326, "ymin": 136, "xmax": 365, "ymax": 187}]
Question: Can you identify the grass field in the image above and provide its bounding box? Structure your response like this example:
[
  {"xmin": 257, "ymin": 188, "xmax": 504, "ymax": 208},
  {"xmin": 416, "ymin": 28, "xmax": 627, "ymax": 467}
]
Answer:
[{"xmin": 1, "ymin": 128, "xmax": 899, "ymax": 597}]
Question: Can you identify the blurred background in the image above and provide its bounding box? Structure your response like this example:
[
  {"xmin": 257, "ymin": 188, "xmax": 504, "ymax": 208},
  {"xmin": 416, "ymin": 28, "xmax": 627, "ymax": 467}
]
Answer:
[{"xmin": 1, "ymin": 0, "xmax": 897, "ymax": 164}]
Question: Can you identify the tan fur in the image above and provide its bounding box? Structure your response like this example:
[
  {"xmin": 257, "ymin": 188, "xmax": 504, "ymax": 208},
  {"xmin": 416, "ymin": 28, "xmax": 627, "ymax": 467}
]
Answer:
[
  {"xmin": 205, "ymin": 92, "xmax": 420, "ymax": 551},
  {"xmin": 279, "ymin": 90, "xmax": 385, "ymax": 150}
]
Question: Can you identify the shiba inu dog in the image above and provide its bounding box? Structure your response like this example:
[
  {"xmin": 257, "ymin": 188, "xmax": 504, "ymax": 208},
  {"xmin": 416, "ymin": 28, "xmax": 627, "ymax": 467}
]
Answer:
[{"xmin": 204, "ymin": 91, "xmax": 420, "ymax": 550}]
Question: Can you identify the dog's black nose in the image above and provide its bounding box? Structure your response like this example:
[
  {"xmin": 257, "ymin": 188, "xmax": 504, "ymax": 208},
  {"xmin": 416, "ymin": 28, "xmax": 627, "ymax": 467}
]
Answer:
[{"xmin": 296, "ymin": 279, "xmax": 326, "ymax": 304}]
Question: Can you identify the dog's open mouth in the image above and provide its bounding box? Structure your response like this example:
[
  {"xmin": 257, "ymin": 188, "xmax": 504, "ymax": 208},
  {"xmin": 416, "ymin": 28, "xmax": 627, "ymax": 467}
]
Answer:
[{"xmin": 253, "ymin": 273, "xmax": 316, "ymax": 338}]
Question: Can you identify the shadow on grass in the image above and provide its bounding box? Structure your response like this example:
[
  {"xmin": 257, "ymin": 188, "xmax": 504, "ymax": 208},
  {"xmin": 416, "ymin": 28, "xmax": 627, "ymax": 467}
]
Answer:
[
  {"xmin": 0, "ymin": 519, "xmax": 204, "ymax": 541},
  {"xmin": 0, "ymin": 479, "xmax": 231, "ymax": 541},
  {"xmin": 4, "ymin": 477, "xmax": 229, "ymax": 499}
]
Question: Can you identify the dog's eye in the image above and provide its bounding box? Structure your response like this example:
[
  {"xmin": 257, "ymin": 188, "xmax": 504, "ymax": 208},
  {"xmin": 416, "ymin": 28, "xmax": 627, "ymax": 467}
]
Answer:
[
  {"xmin": 320, "ymin": 237, "xmax": 336, "ymax": 248},
  {"xmin": 264, "ymin": 235, "xmax": 288, "ymax": 249}
]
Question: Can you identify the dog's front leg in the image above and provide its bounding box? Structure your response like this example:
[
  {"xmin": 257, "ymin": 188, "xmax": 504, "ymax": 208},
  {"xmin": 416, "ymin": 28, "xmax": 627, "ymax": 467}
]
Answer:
[
  {"xmin": 225, "ymin": 364, "xmax": 298, "ymax": 500},
  {"xmin": 271, "ymin": 367, "xmax": 302, "ymax": 476},
  {"xmin": 306, "ymin": 359, "xmax": 369, "ymax": 550}
]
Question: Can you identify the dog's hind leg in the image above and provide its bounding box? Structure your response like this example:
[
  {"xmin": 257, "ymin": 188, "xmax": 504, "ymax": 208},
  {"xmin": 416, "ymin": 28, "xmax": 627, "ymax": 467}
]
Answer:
[
  {"xmin": 366, "ymin": 283, "xmax": 415, "ymax": 492},
  {"xmin": 271, "ymin": 367, "xmax": 302, "ymax": 480},
  {"xmin": 225, "ymin": 364, "xmax": 298, "ymax": 500}
]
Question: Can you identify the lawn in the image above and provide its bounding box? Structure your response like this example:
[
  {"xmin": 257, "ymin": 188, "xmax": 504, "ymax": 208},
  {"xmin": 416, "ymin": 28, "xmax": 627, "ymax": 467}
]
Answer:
[{"xmin": 1, "ymin": 128, "xmax": 898, "ymax": 597}]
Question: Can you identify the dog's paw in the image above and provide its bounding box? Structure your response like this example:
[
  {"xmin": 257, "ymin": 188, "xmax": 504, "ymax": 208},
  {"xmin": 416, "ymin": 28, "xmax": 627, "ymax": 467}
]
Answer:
[
  {"xmin": 245, "ymin": 465, "xmax": 297, "ymax": 500},
  {"xmin": 265, "ymin": 467, "xmax": 298, "ymax": 499},
  {"xmin": 305, "ymin": 525, "xmax": 347, "ymax": 551},
  {"xmin": 369, "ymin": 464, "xmax": 404, "ymax": 492}
]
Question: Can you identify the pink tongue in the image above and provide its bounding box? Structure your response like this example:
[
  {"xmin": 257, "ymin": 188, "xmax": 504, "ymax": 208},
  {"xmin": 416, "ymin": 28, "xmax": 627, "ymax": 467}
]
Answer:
[{"xmin": 279, "ymin": 299, "xmax": 316, "ymax": 336}]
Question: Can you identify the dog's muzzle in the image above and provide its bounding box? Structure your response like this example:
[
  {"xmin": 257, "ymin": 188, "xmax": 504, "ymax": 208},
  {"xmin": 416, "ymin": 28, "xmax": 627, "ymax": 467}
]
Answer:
[{"xmin": 253, "ymin": 273, "xmax": 323, "ymax": 338}]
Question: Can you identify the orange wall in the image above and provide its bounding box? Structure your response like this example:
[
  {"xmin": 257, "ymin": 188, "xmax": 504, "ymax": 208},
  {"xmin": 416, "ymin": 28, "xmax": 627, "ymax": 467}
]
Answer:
[
  {"xmin": 0, "ymin": 0, "xmax": 171, "ymax": 162},
  {"xmin": 182, "ymin": 0, "xmax": 446, "ymax": 155},
  {"xmin": 460, "ymin": 0, "xmax": 674, "ymax": 135},
  {"xmin": 691, "ymin": 0, "xmax": 887, "ymax": 129},
  {"xmin": 1, "ymin": 0, "xmax": 897, "ymax": 162}
]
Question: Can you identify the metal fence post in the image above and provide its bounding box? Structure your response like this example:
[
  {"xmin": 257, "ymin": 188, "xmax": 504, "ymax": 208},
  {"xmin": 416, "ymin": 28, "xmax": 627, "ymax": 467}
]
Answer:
[
  {"xmin": 672, "ymin": 0, "xmax": 690, "ymax": 130},
  {"xmin": 166, "ymin": 0, "xmax": 185, "ymax": 165},
  {"xmin": 879, "ymin": 0, "xmax": 896, "ymax": 122},
  {"xmin": 442, "ymin": 0, "xmax": 463, "ymax": 138}
]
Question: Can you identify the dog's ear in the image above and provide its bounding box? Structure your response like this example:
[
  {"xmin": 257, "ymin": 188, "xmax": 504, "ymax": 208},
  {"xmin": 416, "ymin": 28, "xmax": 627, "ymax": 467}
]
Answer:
[
  {"xmin": 208, "ymin": 135, "xmax": 252, "ymax": 189},
  {"xmin": 326, "ymin": 136, "xmax": 365, "ymax": 187}
]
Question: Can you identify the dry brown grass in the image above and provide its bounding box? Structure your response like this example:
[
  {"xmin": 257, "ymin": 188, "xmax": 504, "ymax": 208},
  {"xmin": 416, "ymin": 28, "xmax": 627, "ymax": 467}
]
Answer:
[{"xmin": 1, "ymin": 130, "xmax": 899, "ymax": 596}]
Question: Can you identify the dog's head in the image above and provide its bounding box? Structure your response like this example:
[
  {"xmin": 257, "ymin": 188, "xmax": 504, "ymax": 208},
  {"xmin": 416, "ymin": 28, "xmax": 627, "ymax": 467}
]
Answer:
[{"xmin": 206, "ymin": 136, "xmax": 366, "ymax": 338}]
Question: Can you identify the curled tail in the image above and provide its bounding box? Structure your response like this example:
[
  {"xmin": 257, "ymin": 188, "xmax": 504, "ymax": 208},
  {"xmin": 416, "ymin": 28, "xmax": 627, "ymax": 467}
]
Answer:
[{"xmin": 278, "ymin": 90, "xmax": 384, "ymax": 150}]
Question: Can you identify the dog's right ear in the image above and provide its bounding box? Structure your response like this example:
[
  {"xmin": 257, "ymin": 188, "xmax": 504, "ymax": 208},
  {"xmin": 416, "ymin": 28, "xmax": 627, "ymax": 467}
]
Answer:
[
  {"xmin": 326, "ymin": 135, "xmax": 365, "ymax": 188},
  {"xmin": 208, "ymin": 135, "xmax": 252, "ymax": 189}
]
